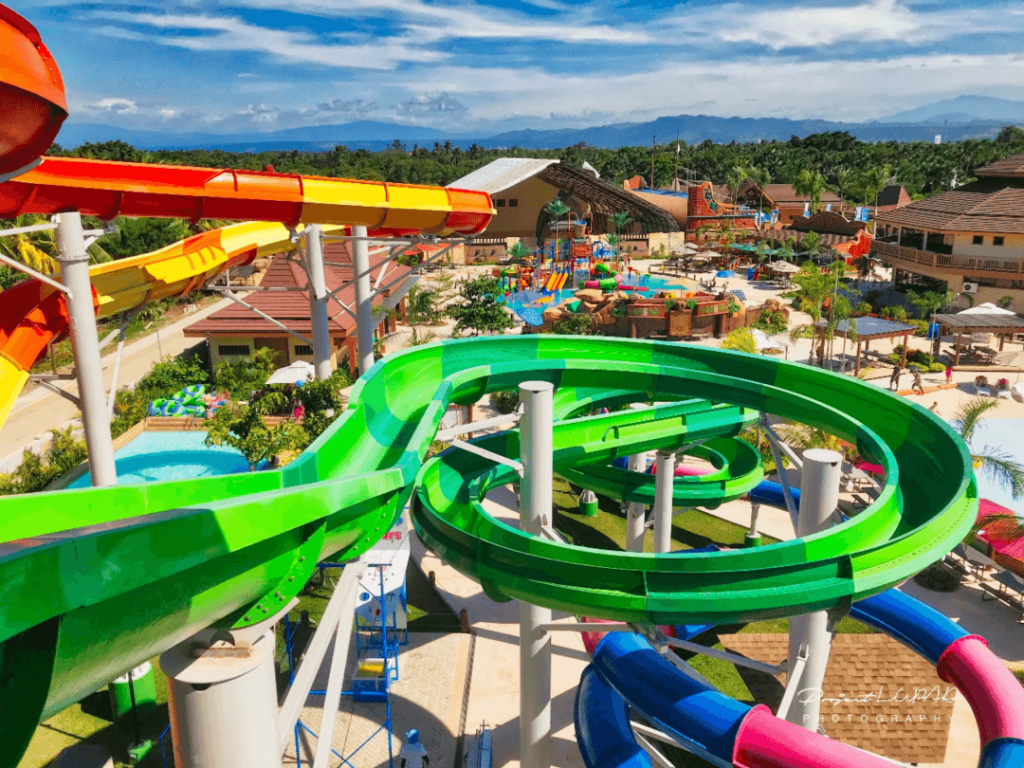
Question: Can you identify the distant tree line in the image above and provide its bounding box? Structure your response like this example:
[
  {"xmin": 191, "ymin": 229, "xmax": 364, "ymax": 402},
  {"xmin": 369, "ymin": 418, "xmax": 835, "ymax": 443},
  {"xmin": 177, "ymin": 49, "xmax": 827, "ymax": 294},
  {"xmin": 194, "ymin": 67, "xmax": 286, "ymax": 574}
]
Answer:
[{"xmin": 52, "ymin": 125, "xmax": 1024, "ymax": 202}]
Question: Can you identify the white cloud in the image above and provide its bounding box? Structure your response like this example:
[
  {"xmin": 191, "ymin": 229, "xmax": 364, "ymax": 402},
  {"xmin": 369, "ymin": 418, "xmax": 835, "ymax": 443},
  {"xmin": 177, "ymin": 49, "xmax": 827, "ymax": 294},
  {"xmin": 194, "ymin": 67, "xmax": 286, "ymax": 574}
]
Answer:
[
  {"xmin": 394, "ymin": 92, "xmax": 467, "ymax": 118},
  {"xmin": 230, "ymin": 0, "xmax": 654, "ymax": 44},
  {"xmin": 158, "ymin": 108, "xmax": 179, "ymax": 118},
  {"xmin": 90, "ymin": 11, "xmax": 449, "ymax": 69},
  {"xmin": 86, "ymin": 97, "xmax": 139, "ymax": 113}
]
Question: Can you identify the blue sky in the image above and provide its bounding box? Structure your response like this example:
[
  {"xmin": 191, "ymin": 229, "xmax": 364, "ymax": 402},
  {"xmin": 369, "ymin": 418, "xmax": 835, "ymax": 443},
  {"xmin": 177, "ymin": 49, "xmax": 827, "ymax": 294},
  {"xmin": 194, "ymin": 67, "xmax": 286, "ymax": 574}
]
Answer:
[{"xmin": 21, "ymin": 0, "xmax": 1024, "ymax": 134}]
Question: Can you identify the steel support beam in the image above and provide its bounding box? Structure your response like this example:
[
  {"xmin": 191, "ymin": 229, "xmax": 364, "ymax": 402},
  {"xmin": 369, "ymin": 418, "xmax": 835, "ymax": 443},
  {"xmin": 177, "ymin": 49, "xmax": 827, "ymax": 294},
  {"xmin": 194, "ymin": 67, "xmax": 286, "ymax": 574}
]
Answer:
[
  {"xmin": 519, "ymin": 381, "xmax": 553, "ymax": 768},
  {"xmin": 302, "ymin": 224, "xmax": 333, "ymax": 380},
  {"xmin": 653, "ymin": 450, "xmax": 676, "ymax": 553},
  {"xmin": 55, "ymin": 212, "xmax": 117, "ymax": 488},
  {"xmin": 352, "ymin": 225, "xmax": 374, "ymax": 375},
  {"xmin": 785, "ymin": 448, "xmax": 842, "ymax": 731}
]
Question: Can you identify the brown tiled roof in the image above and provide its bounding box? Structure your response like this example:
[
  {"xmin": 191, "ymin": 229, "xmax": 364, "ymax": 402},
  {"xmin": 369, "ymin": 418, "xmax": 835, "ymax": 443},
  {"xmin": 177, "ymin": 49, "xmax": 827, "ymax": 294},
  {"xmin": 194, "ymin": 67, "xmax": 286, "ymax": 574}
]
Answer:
[
  {"xmin": 185, "ymin": 243, "xmax": 411, "ymax": 338},
  {"xmin": 720, "ymin": 633, "xmax": 954, "ymax": 764},
  {"xmin": 790, "ymin": 210, "xmax": 867, "ymax": 236},
  {"xmin": 875, "ymin": 178, "xmax": 1024, "ymax": 234},
  {"xmin": 975, "ymin": 152, "xmax": 1024, "ymax": 178},
  {"xmin": 753, "ymin": 229, "xmax": 857, "ymax": 248},
  {"xmin": 762, "ymin": 184, "xmax": 843, "ymax": 205},
  {"xmin": 876, "ymin": 185, "xmax": 909, "ymax": 208}
]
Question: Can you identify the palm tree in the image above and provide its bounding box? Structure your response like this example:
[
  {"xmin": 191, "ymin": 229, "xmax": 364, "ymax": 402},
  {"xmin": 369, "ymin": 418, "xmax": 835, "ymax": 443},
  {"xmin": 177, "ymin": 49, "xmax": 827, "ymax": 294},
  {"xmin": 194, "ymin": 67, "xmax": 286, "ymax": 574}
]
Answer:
[
  {"xmin": 545, "ymin": 198, "xmax": 571, "ymax": 262},
  {"xmin": 859, "ymin": 165, "xmax": 892, "ymax": 221},
  {"xmin": 725, "ymin": 165, "xmax": 747, "ymax": 203},
  {"xmin": 507, "ymin": 241, "xmax": 531, "ymax": 265},
  {"xmin": 794, "ymin": 169, "xmax": 828, "ymax": 214},
  {"xmin": 0, "ymin": 214, "xmax": 59, "ymax": 275},
  {"xmin": 954, "ymin": 399, "xmax": 1024, "ymax": 542},
  {"xmin": 746, "ymin": 166, "xmax": 771, "ymax": 221},
  {"xmin": 788, "ymin": 324, "xmax": 816, "ymax": 365},
  {"xmin": 609, "ymin": 211, "xmax": 632, "ymax": 264}
]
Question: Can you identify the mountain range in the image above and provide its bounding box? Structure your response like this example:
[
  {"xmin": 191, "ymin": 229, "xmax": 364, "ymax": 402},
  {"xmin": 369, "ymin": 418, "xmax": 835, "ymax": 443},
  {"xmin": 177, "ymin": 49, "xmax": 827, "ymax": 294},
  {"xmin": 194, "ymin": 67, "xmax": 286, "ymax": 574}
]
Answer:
[{"xmin": 58, "ymin": 95, "xmax": 1024, "ymax": 153}]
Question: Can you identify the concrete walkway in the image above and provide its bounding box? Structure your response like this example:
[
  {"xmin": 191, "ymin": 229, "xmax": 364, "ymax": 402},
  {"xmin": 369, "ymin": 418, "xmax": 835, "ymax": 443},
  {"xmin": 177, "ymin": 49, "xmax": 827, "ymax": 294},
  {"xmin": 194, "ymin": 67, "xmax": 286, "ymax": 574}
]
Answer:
[{"xmin": 0, "ymin": 296, "xmax": 234, "ymax": 472}]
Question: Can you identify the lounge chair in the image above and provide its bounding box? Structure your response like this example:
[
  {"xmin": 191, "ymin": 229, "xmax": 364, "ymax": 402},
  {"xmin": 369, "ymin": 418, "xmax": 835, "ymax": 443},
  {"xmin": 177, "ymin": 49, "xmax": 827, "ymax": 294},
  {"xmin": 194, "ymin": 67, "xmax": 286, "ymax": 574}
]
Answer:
[
  {"xmin": 980, "ymin": 569, "xmax": 1024, "ymax": 624},
  {"xmin": 1013, "ymin": 383, "xmax": 1024, "ymax": 403}
]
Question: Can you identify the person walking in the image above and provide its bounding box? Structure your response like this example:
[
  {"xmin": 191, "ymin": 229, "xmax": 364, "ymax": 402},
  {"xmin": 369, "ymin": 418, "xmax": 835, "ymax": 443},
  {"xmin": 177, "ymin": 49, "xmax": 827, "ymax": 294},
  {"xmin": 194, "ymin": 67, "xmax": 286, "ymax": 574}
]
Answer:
[
  {"xmin": 911, "ymin": 368, "xmax": 925, "ymax": 395},
  {"xmin": 945, "ymin": 364, "xmax": 953, "ymax": 386},
  {"xmin": 889, "ymin": 364, "xmax": 903, "ymax": 391},
  {"xmin": 400, "ymin": 730, "xmax": 429, "ymax": 768}
]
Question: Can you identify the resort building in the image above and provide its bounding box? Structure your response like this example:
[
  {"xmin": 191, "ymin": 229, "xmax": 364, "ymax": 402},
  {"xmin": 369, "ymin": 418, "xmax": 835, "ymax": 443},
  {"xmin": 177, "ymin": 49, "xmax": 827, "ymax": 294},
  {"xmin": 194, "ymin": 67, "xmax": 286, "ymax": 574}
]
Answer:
[
  {"xmin": 758, "ymin": 184, "xmax": 846, "ymax": 224},
  {"xmin": 450, "ymin": 158, "xmax": 680, "ymax": 241},
  {"xmin": 874, "ymin": 184, "xmax": 913, "ymax": 213},
  {"xmin": 185, "ymin": 243, "xmax": 411, "ymax": 372},
  {"xmin": 873, "ymin": 153, "xmax": 1024, "ymax": 311}
]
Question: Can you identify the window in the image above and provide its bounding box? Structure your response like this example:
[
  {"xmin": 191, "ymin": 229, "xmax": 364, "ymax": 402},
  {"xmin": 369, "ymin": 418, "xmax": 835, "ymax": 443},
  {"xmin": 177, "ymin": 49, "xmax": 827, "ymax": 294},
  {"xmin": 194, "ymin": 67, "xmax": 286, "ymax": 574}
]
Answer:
[
  {"xmin": 993, "ymin": 236, "xmax": 1005, "ymax": 246},
  {"xmin": 509, "ymin": 198, "xmax": 518, "ymax": 207},
  {"xmin": 496, "ymin": 199, "xmax": 506, "ymax": 207},
  {"xmin": 972, "ymin": 235, "xmax": 984, "ymax": 245},
  {"xmin": 218, "ymin": 344, "xmax": 250, "ymax": 356},
  {"xmin": 295, "ymin": 344, "xmax": 313, "ymax": 355}
]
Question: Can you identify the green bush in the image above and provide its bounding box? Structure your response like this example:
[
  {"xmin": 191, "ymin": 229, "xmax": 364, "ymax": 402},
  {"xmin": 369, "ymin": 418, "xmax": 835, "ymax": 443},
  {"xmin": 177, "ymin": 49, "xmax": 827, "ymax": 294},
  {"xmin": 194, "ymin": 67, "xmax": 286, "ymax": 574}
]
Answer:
[
  {"xmin": 611, "ymin": 303, "xmax": 627, "ymax": 317},
  {"xmin": 853, "ymin": 302, "xmax": 872, "ymax": 315},
  {"xmin": 551, "ymin": 313, "xmax": 593, "ymax": 335},
  {"xmin": 0, "ymin": 427, "xmax": 88, "ymax": 496},
  {"xmin": 214, "ymin": 346, "xmax": 278, "ymax": 398},
  {"xmin": 929, "ymin": 362, "xmax": 947, "ymax": 373},
  {"xmin": 752, "ymin": 307, "xmax": 788, "ymax": 335},
  {"xmin": 491, "ymin": 390, "xmax": 520, "ymax": 414},
  {"xmin": 880, "ymin": 305, "xmax": 909, "ymax": 322}
]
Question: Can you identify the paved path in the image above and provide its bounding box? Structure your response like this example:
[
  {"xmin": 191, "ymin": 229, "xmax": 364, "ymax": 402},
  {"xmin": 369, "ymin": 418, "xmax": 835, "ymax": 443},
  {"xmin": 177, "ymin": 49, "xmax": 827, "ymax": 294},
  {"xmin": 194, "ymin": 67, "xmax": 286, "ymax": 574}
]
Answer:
[{"xmin": 0, "ymin": 297, "xmax": 234, "ymax": 473}]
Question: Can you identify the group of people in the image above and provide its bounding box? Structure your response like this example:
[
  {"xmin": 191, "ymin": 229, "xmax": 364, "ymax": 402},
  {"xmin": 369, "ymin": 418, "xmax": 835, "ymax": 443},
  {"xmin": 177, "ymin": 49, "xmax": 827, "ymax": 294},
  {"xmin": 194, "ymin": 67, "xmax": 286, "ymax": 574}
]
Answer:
[{"xmin": 889, "ymin": 362, "xmax": 954, "ymax": 395}]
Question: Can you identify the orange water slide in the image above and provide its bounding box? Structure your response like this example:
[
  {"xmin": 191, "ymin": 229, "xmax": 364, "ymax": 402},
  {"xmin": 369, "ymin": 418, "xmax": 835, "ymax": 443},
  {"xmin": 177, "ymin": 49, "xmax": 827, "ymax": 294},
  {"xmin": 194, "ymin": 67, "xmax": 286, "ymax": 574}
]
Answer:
[{"xmin": 0, "ymin": 160, "xmax": 494, "ymax": 427}]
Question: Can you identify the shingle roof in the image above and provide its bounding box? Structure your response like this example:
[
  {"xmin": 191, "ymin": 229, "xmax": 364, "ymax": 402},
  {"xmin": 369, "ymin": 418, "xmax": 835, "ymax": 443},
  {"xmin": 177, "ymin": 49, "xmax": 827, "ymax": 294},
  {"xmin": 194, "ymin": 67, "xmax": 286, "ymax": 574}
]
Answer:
[
  {"xmin": 753, "ymin": 229, "xmax": 858, "ymax": 248},
  {"xmin": 875, "ymin": 185, "xmax": 908, "ymax": 208},
  {"xmin": 975, "ymin": 152, "xmax": 1024, "ymax": 178},
  {"xmin": 933, "ymin": 313, "xmax": 1024, "ymax": 331},
  {"xmin": 447, "ymin": 158, "xmax": 560, "ymax": 195},
  {"xmin": 721, "ymin": 633, "xmax": 954, "ymax": 764},
  {"xmin": 790, "ymin": 210, "xmax": 866, "ymax": 236},
  {"xmin": 762, "ymin": 184, "xmax": 843, "ymax": 205},
  {"xmin": 185, "ymin": 243, "xmax": 411, "ymax": 338},
  {"xmin": 875, "ymin": 178, "xmax": 1024, "ymax": 234}
]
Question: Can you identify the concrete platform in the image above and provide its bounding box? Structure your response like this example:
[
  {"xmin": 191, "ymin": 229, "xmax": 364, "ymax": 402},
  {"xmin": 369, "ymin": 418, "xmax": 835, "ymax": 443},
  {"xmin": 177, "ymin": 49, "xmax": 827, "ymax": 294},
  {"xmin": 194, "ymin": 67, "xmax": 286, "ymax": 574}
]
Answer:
[{"xmin": 285, "ymin": 631, "xmax": 471, "ymax": 768}]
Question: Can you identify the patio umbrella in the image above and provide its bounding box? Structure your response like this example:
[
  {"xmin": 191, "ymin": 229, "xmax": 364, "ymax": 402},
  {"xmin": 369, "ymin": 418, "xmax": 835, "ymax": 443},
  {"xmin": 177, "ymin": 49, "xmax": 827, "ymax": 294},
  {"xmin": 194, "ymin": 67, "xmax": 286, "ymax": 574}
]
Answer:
[
  {"xmin": 958, "ymin": 302, "xmax": 1017, "ymax": 316},
  {"xmin": 716, "ymin": 270, "xmax": 737, "ymax": 278},
  {"xmin": 266, "ymin": 360, "xmax": 316, "ymax": 386},
  {"xmin": 769, "ymin": 261, "xmax": 799, "ymax": 273}
]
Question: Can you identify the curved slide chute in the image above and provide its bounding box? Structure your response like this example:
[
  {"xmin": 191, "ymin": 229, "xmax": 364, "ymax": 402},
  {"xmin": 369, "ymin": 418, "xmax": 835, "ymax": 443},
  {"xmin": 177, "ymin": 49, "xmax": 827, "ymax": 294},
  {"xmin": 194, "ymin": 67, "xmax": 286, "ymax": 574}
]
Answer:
[
  {"xmin": 0, "ymin": 163, "xmax": 493, "ymax": 427},
  {"xmin": 576, "ymin": 588, "xmax": 1024, "ymax": 768}
]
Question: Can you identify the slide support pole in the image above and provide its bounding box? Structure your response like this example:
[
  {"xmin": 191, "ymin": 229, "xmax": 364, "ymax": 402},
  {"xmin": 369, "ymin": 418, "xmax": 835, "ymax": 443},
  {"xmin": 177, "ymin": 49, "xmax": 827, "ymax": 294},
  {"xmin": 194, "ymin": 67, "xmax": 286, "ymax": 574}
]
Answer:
[
  {"xmin": 519, "ymin": 381, "xmax": 553, "ymax": 768},
  {"xmin": 303, "ymin": 224, "xmax": 333, "ymax": 381},
  {"xmin": 626, "ymin": 404, "xmax": 649, "ymax": 552},
  {"xmin": 653, "ymin": 450, "xmax": 676, "ymax": 553},
  {"xmin": 161, "ymin": 628, "xmax": 282, "ymax": 768},
  {"xmin": 353, "ymin": 224, "xmax": 375, "ymax": 375},
  {"xmin": 786, "ymin": 448, "xmax": 842, "ymax": 731},
  {"xmin": 55, "ymin": 211, "xmax": 117, "ymax": 488}
]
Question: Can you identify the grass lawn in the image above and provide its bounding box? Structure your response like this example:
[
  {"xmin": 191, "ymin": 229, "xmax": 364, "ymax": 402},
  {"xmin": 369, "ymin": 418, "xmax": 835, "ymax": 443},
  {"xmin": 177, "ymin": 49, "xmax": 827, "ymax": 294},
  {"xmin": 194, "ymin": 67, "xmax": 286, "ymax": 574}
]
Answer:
[{"xmin": 22, "ymin": 559, "xmax": 458, "ymax": 767}]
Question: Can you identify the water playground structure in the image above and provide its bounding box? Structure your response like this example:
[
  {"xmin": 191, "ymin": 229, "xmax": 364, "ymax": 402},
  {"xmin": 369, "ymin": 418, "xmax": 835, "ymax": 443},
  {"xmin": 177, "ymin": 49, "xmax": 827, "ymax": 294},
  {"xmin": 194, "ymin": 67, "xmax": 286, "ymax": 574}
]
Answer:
[
  {"xmin": 0, "ymin": 6, "xmax": 1022, "ymax": 768},
  {"xmin": 146, "ymin": 384, "xmax": 225, "ymax": 418}
]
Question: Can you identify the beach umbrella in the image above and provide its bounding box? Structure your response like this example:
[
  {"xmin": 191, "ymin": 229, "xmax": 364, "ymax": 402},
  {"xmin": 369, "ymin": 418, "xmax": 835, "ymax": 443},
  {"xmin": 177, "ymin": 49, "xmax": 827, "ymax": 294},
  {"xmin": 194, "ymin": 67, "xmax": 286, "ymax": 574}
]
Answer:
[{"xmin": 266, "ymin": 361, "xmax": 315, "ymax": 386}]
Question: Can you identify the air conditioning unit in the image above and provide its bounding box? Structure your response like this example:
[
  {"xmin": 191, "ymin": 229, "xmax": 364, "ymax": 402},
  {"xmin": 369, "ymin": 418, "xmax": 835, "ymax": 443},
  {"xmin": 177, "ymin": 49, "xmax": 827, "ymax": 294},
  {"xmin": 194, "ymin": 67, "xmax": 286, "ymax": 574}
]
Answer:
[{"xmin": 962, "ymin": 282, "xmax": 979, "ymax": 294}]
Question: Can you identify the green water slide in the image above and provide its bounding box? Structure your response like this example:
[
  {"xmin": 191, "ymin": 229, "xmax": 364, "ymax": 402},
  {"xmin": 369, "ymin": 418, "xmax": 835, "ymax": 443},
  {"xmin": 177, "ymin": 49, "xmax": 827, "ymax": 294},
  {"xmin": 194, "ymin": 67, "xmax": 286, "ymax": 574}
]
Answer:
[{"xmin": 0, "ymin": 336, "xmax": 975, "ymax": 764}]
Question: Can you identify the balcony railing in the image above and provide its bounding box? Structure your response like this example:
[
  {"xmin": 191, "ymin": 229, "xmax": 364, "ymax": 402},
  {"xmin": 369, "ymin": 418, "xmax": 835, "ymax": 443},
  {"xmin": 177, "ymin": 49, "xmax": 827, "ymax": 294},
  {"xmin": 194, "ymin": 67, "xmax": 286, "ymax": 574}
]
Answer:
[{"xmin": 871, "ymin": 240, "xmax": 1024, "ymax": 275}]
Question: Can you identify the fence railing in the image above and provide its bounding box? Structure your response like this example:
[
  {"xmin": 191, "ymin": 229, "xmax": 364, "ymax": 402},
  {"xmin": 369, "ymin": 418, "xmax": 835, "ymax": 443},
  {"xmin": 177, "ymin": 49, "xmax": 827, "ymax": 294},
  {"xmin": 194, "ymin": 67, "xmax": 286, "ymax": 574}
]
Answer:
[{"xmin": 871, "ymin": 240, "xmax": 1024, "ymax": 275}]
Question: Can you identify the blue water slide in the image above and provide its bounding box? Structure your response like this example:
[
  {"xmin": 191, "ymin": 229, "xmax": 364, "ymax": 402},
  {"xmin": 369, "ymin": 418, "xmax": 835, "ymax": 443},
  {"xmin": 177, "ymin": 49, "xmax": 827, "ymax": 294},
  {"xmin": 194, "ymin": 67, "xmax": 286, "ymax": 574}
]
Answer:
[
  {"xmin": 749, "ymin": 480, "xmax": 801, "ymax": 509},
  {"xmin": 575, "ymin": 666, "xmax": 651, "ymax": 768}
]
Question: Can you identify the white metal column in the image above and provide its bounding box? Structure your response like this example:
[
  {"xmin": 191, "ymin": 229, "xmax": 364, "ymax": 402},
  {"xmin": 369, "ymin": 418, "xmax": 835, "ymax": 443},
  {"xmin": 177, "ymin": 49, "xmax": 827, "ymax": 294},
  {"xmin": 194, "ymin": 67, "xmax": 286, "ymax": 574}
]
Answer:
[
  {"xmin": 303, "ymin": 224, "xmax": 333, "ymax": 381},
  {"xmin": 352, "ymin": 225, "xmax": 374, "ymax": 375},
  {"xmin": 162, "ymin": 627, "xmax": 282, "ymax": 768},
  {"xmin": 519, "ymin": 381, "xmax": 553, "ymax": 768},
  {"xmin": 786, "ymin": 448, "xmax": 842, "ymax": 731},
  {"xmin": 625, "ymin": 404, "xmax": 649, "ymax": 552},
  {"xmin": 55, "ymin": 212, "xmax": 117, "ymax": 488},
  {"xmin": 653, "ymin": 450, "xmax": 676, "ymax": 553}
]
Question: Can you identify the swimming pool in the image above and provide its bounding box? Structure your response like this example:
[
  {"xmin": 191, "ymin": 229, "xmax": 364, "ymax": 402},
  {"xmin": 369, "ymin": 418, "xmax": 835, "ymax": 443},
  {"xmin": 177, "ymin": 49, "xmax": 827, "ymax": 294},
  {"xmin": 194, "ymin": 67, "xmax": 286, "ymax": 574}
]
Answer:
[
  {"xmin": 69, "ymin": 430, "xmax": 253, "ymax": 488},
  {"xmin": 960, "ymin": 418, "xmax": 1024, "ymax": 515}
]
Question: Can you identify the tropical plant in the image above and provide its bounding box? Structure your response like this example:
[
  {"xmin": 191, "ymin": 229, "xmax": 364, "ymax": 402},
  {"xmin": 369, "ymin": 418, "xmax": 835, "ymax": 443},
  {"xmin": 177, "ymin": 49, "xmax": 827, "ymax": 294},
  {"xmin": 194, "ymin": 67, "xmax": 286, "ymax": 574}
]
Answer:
[
  {"xmin": 0, "ymin": 426, "xmax": 88, "ymax": 496},
  {"xmin": 610, "ymin": 212, "xmax": 632, "ymax": 236},
  {"xmin": 788, "ymin": 324, "xmax": 816, "ymax": 365},
  {"xmin": 880, "ymin": 305, "xmax": 909, "ymax": 322},
  {"xmin": 953, "ymin": 398, "xmax": 1024, "ymax": 507},
  {"xmin": 446, "ymin": 276, "xmax": 514, "ymax": 337},
  {"xmin": 998, "ymin": 295, "xmax": 1014, "ymax": 310},
  {"xmin": 720, "ymin": 327, "xmax": 757, "ymax": 355},
  {"xmin": 800, "ymin": 231, "xmax": 821, "ymax": 258},
  {"xmin": 204, "ymin": 402, "xmax": 307, "ymax": 471},
  {"xmin": 545, "ymin": 198, "xmax": 572, "ymax": 260},
  {"xmin": 725, "ymin": 165, "xmax": 747, "ymax": 202},
  {"xmin": 753, "ymin": 307, "xmax": 788, "ymax": 335},
  {"xmin": 491, "ymin": 390, "xmax": 520, "ymax": 414},
  {"xmin": 213, "ymin": 346, "xmax": 278, "ymax": 398},
  {"xmin": 551, "ymin": 313, "xmax": 593, "ymax": 335},
  {"xmin": 507, "ymin": 241, "xmax": 531, "ymax": 265},
  {"xmin": 405, "ymin": 284, "xmax": 442, "ymax": 327},
  {"xmin": 906, "ymin": 289, "xmax": 956, "ymax": 320},
  {"xmin": 794, "ymin": 169, "xmax": 829, "ymax": 214},
  {"xmin": 291, "ymin": 369, "xmax": 349, "ymax": 441},
  {"xmin": 0, "ymin": 214, "xmax": 59, "ymax": 275}
]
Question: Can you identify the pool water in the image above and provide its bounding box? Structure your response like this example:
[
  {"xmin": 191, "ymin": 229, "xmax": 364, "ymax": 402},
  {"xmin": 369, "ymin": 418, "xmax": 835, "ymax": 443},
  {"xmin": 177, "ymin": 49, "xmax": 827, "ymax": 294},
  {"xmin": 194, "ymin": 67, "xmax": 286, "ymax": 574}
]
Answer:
[
  {"xmin": 69, "ymin": 431, "xmax": 253, "ymax": 488},
  {"xmin": 505, "ymin": 274, "xmax": 690, "ymax": 316}
]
